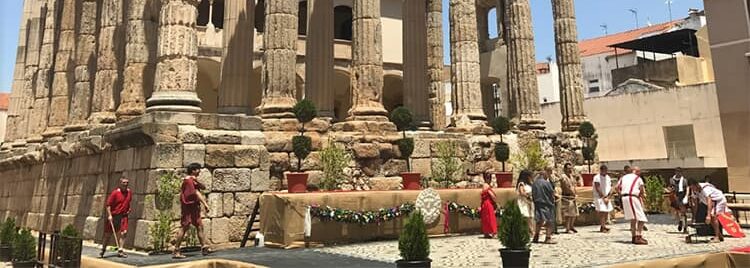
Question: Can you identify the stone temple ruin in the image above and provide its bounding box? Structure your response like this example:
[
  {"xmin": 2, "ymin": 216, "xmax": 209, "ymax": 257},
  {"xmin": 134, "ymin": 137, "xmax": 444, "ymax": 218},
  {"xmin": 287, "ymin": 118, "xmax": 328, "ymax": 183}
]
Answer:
[{"xmin": 1, "ymin": 0, "xmax": 588, "ymax": 248}]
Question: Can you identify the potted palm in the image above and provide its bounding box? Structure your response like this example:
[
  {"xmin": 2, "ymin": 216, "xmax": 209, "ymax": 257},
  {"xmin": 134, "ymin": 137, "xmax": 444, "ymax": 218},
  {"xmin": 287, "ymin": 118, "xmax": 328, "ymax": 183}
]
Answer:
[
  {"xmin": 491, "ymin": 116, "xmax": 513, "ymax": 188},
  {"xmin": 391, "ymin": 107, "xmax": 420, "ymax": 190},
  {"xmin": 0, "ymin": 218, "xmax": 16, "ymax": 262},
  {"xmin": 54, "ymin": 224, "xmax": 82, "ymax": 267},
  {"xmin": 396, "ymin": 211, "xmax": 430, "ymax": 268},
  {"xmin": 287, "ymin": 99, "xmax": 317, "ymax": 193},
  {"xmin": 579, "ymin": 122, "xmax": 596, "ymax": 186},
  {"xmin": 498, "ymin": 200, "xmax": 531, "ymax": 268},
  {"xmin": 12, "ymin": 228, "xmax": 37, "ymax": 268}
]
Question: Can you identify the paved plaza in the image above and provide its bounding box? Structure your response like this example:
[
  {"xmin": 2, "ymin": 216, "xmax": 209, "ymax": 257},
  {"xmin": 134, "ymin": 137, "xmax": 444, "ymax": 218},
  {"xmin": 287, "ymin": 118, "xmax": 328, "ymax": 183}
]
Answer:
[{"xmin": 314, "ymin": 214, "xmax": 750, "ymax": 268}]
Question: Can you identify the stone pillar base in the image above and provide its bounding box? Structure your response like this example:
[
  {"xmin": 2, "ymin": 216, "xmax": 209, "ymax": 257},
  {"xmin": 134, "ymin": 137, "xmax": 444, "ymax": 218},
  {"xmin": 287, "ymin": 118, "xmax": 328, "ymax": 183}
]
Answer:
[
  {"xmin": 331, "ymin": 120, "xmax": 397, "ymax": 133},
  {"xmin": 517, "ymin": 116, "xmax": 547, "ymax": 131},
  {"xmin": 63, "ymin": 123, "xmax": 89, "ymax": 133},
  {"xmin": 562, "ymin": 117, "xmax": 586, "ymax": 132},
  {"xmin": 146, "ymin": 91, "xmax": 202, "ymax": 113},
  {"xmin": 218, "ymin": 106, "xmax": 252, "ymax": 115},
  {"xmin": 89, "ymin": 112, "xmax": 117, "ymax": 125},
  {"xmin": 258, "ymin": 97, "xmax": 296, "ymax": 119}
]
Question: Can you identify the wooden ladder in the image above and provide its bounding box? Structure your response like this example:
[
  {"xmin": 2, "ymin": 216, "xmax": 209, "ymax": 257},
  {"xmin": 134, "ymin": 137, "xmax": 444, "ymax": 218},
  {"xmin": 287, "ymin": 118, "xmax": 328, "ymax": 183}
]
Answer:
[{"xmin": 240, "ymin": 194, "xmax": 263, "ymax": 248}]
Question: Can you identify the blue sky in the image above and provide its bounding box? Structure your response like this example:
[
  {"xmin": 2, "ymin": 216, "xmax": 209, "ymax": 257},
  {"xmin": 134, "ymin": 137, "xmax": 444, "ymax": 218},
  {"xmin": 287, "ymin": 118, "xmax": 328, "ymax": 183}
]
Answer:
[{"xmin": 0, "ymin": 0, "xmax": 703, "ymax": 93}]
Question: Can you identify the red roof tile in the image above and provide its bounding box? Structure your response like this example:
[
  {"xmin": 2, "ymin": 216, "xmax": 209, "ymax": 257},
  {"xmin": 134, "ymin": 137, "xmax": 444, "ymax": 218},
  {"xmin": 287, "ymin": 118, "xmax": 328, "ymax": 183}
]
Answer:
[
  {"xmin": 579, "ymin": 20, "xmax": 680, "ymax": 57},
  {"xmin": 0, "ymin": 93, "xmax": 8, "ymax": 110}
]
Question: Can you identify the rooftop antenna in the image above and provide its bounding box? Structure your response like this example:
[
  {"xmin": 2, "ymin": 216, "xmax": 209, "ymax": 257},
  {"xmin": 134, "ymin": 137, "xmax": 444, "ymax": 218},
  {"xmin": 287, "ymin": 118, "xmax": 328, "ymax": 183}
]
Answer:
[
  {"xmin": 646, "ymin": 16, "xmax": 653, "ymax": 27},
  {"xmin": 666, "ymin": 0, "xmax": 674, "ymax": 21},
  {"xmin": 628, "ymin": 8, "xmax": 639, "ymax": 28},
  {"xmin": 600, "ymin": 24, "xmax": 608, "ymax": 35}
]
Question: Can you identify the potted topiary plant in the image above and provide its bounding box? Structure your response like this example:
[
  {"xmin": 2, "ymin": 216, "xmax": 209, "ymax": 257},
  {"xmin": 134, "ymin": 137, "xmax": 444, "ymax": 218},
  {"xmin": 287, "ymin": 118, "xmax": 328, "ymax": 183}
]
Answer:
[
  {"xmin": 12, "ymin": 228, "xmax": 37, "ymax": 268},
  {"xmin": 396, "ymin": 211, "xmax": 430, "ymax": 268},
  {"xmin": 491, "ymin": 116, "xmax": 513, "ymax": 188},
  {"xmin": 391, "ymin": 107, "xmax": 420, "ymax": 190},
  {"xmin": 54, "ymin": 224, "xmax": 82, "ymax": 267},
  {"xmin": 0, "ymin": 218, "xmax": 16, "ymax": 262},
  {"xmin": 287, "ymin": 99, "xmax": 317, "ymax": 193},
  {"xmin": 498, "ymin": 200, "xmax": 531, "ymax": 268},
  {"xmin": 579, "ymin": 121, "xmax": 597, "ymax": 186}
]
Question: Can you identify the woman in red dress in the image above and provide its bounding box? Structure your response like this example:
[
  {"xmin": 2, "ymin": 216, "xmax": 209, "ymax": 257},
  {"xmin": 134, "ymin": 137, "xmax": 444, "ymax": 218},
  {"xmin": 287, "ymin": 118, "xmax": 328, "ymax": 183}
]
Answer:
[{"xmin": 480, "ymin": 183, "xmax": 498, "ymax": 238}]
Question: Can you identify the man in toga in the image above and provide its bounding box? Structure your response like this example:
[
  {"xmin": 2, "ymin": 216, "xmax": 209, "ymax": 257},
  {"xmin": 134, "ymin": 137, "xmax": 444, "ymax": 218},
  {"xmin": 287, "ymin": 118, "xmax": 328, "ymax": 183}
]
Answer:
[{"xmin": 617, "ymin": 166, "xmax": 648, "ymax": 245}]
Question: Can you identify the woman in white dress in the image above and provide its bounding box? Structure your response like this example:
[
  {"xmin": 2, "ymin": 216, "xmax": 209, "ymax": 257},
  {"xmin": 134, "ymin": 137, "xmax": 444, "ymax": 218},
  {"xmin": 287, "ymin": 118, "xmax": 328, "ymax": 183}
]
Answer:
[{"xmin": 516, "ymin": 170, "xmax": 535, "ymax": 236}]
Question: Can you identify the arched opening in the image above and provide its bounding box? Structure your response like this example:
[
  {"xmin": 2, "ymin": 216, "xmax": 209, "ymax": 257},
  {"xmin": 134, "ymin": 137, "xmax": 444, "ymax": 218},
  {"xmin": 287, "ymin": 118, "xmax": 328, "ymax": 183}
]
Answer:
[
  {"xmin": 382, "ymin": 75, "xmax": 404, "ymax": 114},
  {"xmin": 334, "ymin": 5, "xmax": 352, "ymax": 41},
  {"xmin": 255, "ymin": 0, "xmax": 266, "ymax": 32},
  {"xmin": 197, "ymin": 0, "xmax": 210, "ymax": 26},
  {"xmin": 333, "ymin": 69, "xmax": 351, "ymax": 121},
  {"xmin": 299, "ymin": 1, "xmax": 308, "ymax": 35},
  {"xmin": 488, "ymin": 7, "xmax": 498, "ymax": 39},
  {"xmin": 196, "ymin": 0, "xmax": 224, "ymax": 28},
  {"xmin": 212, "ymin": 0, "xmax": 225, "ymax": 28},
  {"xmin": 197, "ymin": 59, "xmax": 221, "ymax": 113}
]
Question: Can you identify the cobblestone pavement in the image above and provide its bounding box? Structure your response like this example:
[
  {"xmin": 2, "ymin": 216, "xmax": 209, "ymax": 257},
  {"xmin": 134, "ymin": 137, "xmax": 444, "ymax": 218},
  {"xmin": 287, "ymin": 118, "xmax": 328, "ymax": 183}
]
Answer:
[{"xmin": 314, "ymin": 214, "xmax": 750, "ymax": 268}]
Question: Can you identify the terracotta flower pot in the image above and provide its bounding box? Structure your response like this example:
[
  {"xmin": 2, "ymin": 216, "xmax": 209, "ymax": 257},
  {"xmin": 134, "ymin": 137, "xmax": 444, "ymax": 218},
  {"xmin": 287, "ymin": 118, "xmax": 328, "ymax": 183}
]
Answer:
[
  {"xmin": 286, "ymin": 173, "xmax": 308, "ymax": 193},
  {"xmin": 495, "ymin": 172, "xmax": 514, "ymax": 188},
  {"xmin": 401, "ymin": 172, "xmax": 422, "ymax": 190},
  {"xmin": 581, "ymin": 173, "xmax": 595, "ymax": 187}
]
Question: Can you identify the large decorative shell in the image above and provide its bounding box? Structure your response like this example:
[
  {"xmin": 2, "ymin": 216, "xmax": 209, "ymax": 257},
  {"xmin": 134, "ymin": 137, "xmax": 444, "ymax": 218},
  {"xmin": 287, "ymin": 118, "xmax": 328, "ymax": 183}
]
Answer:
[{"xmin": 415, "ymin": 187, "xmax": 442, "ymax": 224}]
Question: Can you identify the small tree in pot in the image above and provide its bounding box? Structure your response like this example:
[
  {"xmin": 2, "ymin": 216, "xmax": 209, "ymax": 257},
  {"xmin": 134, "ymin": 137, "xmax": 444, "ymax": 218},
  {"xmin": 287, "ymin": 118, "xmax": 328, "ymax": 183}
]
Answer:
[
  {"xmin": 12, "ymin": 228, "xmax": 37, "ymax": 268},
  {"xmin": 579, "ymin": 122, "xmax": 597, "ymax": 186},
  {"xmin": 55, "ymin": 224, "xmax": 82, "ymax": 267},
  {"xmin": 288, "ymin": 99, "xmax": 317, "ymax": 193},
  {"xmin": 0, "ymin": 218, "xmax": 16, "ymax": 262},
  {"xmin": 390, "ymin": 107, "xmax": 420, "ymax": 190},
  {"xmin": 498, "ymin": 200, "xmax": 531, "ymax": 268},
  {"xmin": 396, "ymin": 211, "xmax": 431, "ymax": 268},
  {"xmin": 491, "ymin": 116, "xmax": 513, "ymax": 188}
]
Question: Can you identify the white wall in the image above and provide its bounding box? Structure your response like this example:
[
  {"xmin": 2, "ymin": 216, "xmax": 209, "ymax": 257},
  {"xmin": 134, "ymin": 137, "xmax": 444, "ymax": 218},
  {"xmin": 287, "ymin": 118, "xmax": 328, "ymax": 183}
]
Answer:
[{"xmin": 537, "ymin": 62, "xmax": 559, "ymax": 104}]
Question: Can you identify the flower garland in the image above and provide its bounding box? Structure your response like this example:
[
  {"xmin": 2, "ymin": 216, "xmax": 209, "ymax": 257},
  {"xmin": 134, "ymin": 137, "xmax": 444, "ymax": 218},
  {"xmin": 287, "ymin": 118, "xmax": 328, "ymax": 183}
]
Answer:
[
  {"xmin": 445, "ymin": 201, "xmax": 502, "ymax": 219},
  {"xmin": 309, "ymin": 203, "xmax": 415, "ymax": 225}
]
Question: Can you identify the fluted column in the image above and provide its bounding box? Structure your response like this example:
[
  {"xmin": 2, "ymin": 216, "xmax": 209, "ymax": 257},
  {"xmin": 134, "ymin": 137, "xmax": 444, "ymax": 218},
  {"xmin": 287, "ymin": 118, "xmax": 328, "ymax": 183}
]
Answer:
[
  {"xmin": 90, "ymin": 0, "xmax": 124, "ymax": 123},
  {"xmin": 44, "ymin": 0, "xmax": 76, "ymax": 136},
  {"xmin": 219, "ymin": 0, "xmax": 255, "ymax": 114},
  {"xmin": 507, "ymin": 0, "xmax": 544, "ymax": 130},
  {"xmin": 27, "ymin": 0, "xmax": 58, "ymax": 140},
  {"xmin": 146, "ymin": 0, "xmax": 203, "ymax": 113},
  {"xmin": 552, "ymin": 0, "xmax": 586, "ymax": 131},
  {"xmin": 258, "ymin": 0, "xmax": 298, "ymax": 118},
  {"xmin": 7, "ymin": 0, "xmax": 35, "ymax": 141},
  {"xmin": 403, "ymin": 0, "xmax": 430, "ymax": 128},
  {"xmin": 496, "ymin": 0, "xmax": 506, "ymax": 45},
  {"xmin": 427, "ymin": 0, "xmax": 445, "ymax": 130},
  {"xmin": 449, "ymin": 0, "xmax": 487, "ymax": 127},
  {"xmin": 66, "ymin": 0, "xmax": 99, "ymax": 131},
  {"xmin": 117, "ymin": 0, "xmax": 158, "ymax": 120},
  {"xmin": 306, "ymin": 0, "xmax": 334, "ymax": 118},
  {"xmin": 348, "ymin": 0, "xmax": 388, "ymax": 120}
]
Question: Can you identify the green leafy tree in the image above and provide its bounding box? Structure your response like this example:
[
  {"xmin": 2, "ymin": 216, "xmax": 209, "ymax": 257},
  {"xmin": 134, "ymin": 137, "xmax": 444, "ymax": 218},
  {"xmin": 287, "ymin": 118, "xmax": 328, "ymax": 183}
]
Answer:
[
  {"xmin": 511, "ymin": 139, "xmax": 548, "ymax": 174},
  {"xmin": 431, "ymin": 141, "xmax": 462, "ymax": 187},
  {"xmin": 147, "ymin": 172, "xmax": 183, "ymax": 252},
  {"xmin": 390, "ymin": 107, "xmax": 415, "ymax": 171},
  {"xmin": 491, "ymin": 116, "xmax": 512, "ymax": 172},
  {"xmin": 56, "ymin": 224, "xmax": 82, "ymax": 264},
  {"xmin": 499, "ymin": 201, "xmax": 530, "ymax": 250},
  {"xmin": 644, "ymin": 175, "xmax": 666, "ymax": 213},
  {"xmin": 13, "ymin": 228, "xmax": 36, "ymax": 262},
  {"xmin": 292, "ymin": 99, "xmax": 318, "ymax": 171},
  {"xmin": 0, "ymin": 218, "xmax": 16, "ymax": 246},
  {"xmin": 398, "ymin": 211, "xmax": 429, "ymax": 261},
  {"xmin": 320, "ymin": 140, "xmax": 352, "ymax": 190}
]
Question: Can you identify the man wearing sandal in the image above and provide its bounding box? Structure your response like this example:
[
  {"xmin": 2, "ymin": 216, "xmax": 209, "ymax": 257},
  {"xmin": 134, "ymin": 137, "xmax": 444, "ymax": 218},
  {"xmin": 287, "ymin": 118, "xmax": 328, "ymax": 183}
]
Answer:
[
  {"xmin": 173, "ymin": 163, "xmax": 212, "ymax": 258},
  {"xmin": 532, "ymin": 166, "xmax": 558, "ymax": 244},
  {"xmin": 101, "ymin": 177, "xmax": 132, "ymax": 258}
]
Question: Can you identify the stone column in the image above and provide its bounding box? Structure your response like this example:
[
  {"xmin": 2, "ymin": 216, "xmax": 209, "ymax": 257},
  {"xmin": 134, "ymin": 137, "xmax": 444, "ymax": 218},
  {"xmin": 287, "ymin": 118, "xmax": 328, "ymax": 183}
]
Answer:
[
  {"xmin": 552, "ymin": 0, "xmax": 586, "ymax": 131},
  {"xmin": 28, "ymin": 0, "xmax": 59, "ymax": 140},
  {"xmin": 66, "ymin": 0, "xmax": 99, "ymax": 131},
  {"xmin": 402, "ymin": 0, "xmax": 430, "ymax": 128},
  {"xmin": 427, "ymin": 0, "xmax": 445, "ymax": 130},
  {"xmin": 117, "ymin": 0, "xmax": 158, "ymax": 120},
  {"xmin": 90, "ymin": 0, "xmax": 124, "ymax": 124},
  {"xmin": 7, "ymin": 0, "xmax": 34, "ymax": 142},
  {"xmin": 305, "ymin": 0, "xmax": 334, "ymax": 118},
  {"xmin": 496, "ymin": 0, "xmax": 506, "ymax": 45},
  {"xmin": 257, "ymin": 0, "xmax": 298, "ymax": 118},
  {"xmin": 18, "ymin": 16, "xmax": 42, "ymax": 141},
  {"xmin": 507, "ymin": 0, "xmax": 545, "ymax": 130},
  {"xmin": 45, "ymin": 0, "xmax": 77, "ymax": 137},
  {"xmin": 146, "ymin": 0, "xmax": 203, "ymax": 113},
  {"xmin": 219, "ymin": 0, "xmax": 255, "ymax": 114},
  {"xmin": 348, "ymin": 0, "xmax": 388, "ymax": 121},
  {"xmin": 449, "ymin": 0, "xmax": 487, "ymax": 127},
  {"xmin": 476, "ymin": 6, "xmax": 489, "ymax": 51}
]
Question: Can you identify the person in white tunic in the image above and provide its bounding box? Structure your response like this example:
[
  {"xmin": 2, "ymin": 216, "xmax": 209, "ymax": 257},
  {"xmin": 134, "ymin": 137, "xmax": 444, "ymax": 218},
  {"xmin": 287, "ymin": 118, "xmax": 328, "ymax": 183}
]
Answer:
[
  {"xmin": 516, "ymin": 170, "xmax": 535, "ymax": 236},
  {"xmin": 688, "ymin": 179, "xmax": 731, "ymax": 243},
  {"xmin": 617, "ymin": 166, "xmax": 648, "ymax": 245},
  {"xmin": 592, "ymin": 165, "xmax": 613, "ymax": 233}
]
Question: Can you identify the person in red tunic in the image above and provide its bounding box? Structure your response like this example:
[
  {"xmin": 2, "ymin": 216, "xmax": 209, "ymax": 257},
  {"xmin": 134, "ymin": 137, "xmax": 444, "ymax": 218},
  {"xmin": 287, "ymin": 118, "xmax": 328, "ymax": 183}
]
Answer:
[
  {"xmin": 480, "ymin": 182, "xmax": 498, "ymax": 238},
  {"xmin": 101, "ymin": 177, "xmax": 132, "ymax": 258},
  {"xmin": 173, "ymin": 163, "xmax": 211, "ymax": 259}
]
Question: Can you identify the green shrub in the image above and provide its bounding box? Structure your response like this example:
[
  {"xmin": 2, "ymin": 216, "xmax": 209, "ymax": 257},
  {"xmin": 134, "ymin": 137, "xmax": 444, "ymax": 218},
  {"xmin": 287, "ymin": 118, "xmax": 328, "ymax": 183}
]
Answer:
[
  {"xmin": 644, "ymin": 175, "xmax": 666, "ymax": 213},
  {"xmin": 12, "ymin": 228, "xmax": 35, "ymax": 262},
  {"xmin": 494, "ymin": 142, "xmax": 510, "ymax": 171},
  {"xmin": 431, "ymin": 140, "xmax": 462, "ymax": 187},
  {"xmin": 292, "ymin": 99, "xmax": 318, "ymax": 127},
  {"xmin": 292, "ymin": 135, "xmax": 312, "ymax": 171},
  {"xmin": 398, "ymin": 138, "xmax": 415, "ymax": 159},
  {"xmin": 491, "ymin": 116, "xmax": 511, "ymax": 138},
  {"xmin": 320, "ymin": 141, "xmax": 351, "ymax": 190},
  {"xmin": 398, "ymin": 211, "xmax": 429, "ymax": 261},
  {"xmin": 57, "ymin": 224, "xmax": 81, "ymax": 263},
  {"xmin": 147, "ymin": 172, "xmax": 182, "ymax": 252},
  {"xmin": 0, "ymin": 218, "xmax": 16, "ymax": 246},
  {"xmin": 511, "ymin": 139, "xmax": 548, "ymax": 173},
  {"xmin": 149, "ymin": 211, "xmax": 174, "ymax": 252},
  {"xmin": 578, "ymin": 122, "xmax": 597, "ymax": 173},
  {"xmin": 578, "ymin": 121, "xmax": 596, "ymax": 139},
  {"xmin": 390, "ymin": 107, "xmax": 414, "ymax": 133},
  {"xmin": 499, "ymin": 201, "xmax": 530, "ymax": 250},
  {"xmin": 582, "ymin": 146, "xmax": 595, "ymax": 162},
  {"xmin": 155, "ymin": 172, "xmax": 181, "ymax": 211}
]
